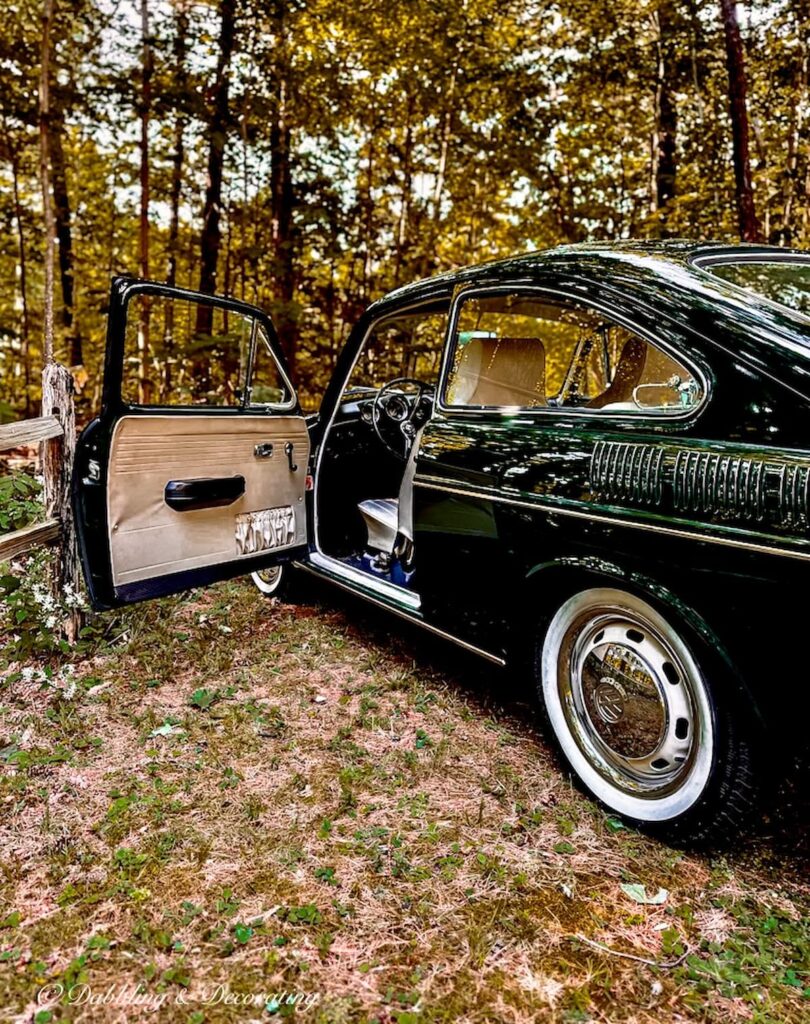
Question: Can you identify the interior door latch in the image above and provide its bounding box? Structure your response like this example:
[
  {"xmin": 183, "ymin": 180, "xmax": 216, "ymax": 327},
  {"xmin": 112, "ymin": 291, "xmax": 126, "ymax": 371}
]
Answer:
[
  {"xmin": 284, "ymin": 441, "xmax": 298, "ymax": 472},
  {"xmin": 254, "ymin": 442, "xmax": 274, "ymax": 458}
]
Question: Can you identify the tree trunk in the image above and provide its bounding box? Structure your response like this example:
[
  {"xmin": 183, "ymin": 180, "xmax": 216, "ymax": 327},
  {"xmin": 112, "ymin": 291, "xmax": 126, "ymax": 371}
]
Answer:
[
  {"xmin": 270, "ymin": 72, "xmax": 296, "ymax": 369},
  {"xmin": 196, "ymin": 0, "xmax": 236, "ymax": 338},
  {"xmin": 164, "ymin": 0, "xmax": 188, "ymax": 400},
  {"xmin": 138, "ymin": 0, "xmax": 153, "ymax": 403},
  {"xmin": 3, "ymin": 117, "xmax": 32, "ymax": 415},
  {"xmin": 654, "ymin": 4, "xmax": 678, "ymax": 235},
  {"xmin": 39, "ymin": 0, "xmax": 55, "ymax": 367},
  {"xmin": 719, "ymin": 0, "xmax": 762, "ymax": 241},
  {"xmin": 49, "ymin": 114, "xmax": 81, "ymax": 366}
]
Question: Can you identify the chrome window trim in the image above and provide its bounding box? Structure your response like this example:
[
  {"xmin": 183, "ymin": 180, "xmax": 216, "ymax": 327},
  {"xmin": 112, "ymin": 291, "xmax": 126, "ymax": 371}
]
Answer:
[
  {"xmin": 435, "ymin": 283, "xmax": 710, "ymax": 425},
  {"xmin": 413, "ymin": 476, "xmax": 810, "ymax": 564},
  {"xmin": 244, "ymin": 320, "xmax": 298, "ymax": 413},
  {"xmin": 295, "ymin": 557, "xmax": 506, "ymax": 666}
]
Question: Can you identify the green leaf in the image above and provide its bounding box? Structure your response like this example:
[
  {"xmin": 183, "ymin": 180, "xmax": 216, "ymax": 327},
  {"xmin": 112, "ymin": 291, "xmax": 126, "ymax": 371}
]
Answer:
[
  {"xmin": 620, "ymin": 883, "xmax": 668, "ymax": 905},
  {"xmin": 233, "ymin": 923, "xmax": 253, "ymax": 944},
  {"xmin": 190, "ymin": 688, "xmax": 216, "ymax": 710}
]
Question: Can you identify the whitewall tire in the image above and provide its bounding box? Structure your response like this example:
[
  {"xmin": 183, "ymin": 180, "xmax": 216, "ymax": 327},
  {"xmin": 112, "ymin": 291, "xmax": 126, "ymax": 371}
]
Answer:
[
  {"xmin": 251, "ymin": 564, "xmax": 285, "ymax": 597},
  {"xmin": 540, "ymin": 587, "xmax": 718, "ymax": 826}
]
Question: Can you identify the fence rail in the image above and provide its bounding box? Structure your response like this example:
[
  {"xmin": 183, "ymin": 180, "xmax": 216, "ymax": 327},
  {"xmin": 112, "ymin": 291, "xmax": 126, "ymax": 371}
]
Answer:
[
  {"xmin": 0, "ymin": 519, "xmax": 61, "ymax": 562},
  {"xmin": 0, "ymin": 415, "xmax": 63, "ymax": 450}
]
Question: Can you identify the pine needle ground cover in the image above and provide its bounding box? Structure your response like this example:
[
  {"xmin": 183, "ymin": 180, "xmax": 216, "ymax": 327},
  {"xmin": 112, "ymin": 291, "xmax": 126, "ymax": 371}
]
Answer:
[{"xmin": 1, "ymin": 578, "xmax": 807, "ymax": 1023}]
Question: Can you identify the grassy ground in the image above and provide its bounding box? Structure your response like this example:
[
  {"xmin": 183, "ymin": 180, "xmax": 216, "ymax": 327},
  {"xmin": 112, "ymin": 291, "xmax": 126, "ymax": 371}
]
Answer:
[{"xmin": 1, "ymin": 575, "xmax": 808, "ymax": 1023}]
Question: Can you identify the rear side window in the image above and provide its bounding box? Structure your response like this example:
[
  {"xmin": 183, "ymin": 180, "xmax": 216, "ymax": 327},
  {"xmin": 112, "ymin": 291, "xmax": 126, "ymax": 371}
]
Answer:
[
  {"xmin": 443, "ymin": 293, "xmax": 702, "ymax": 416},
  {"xmin": 703, "ymin": 260, "xmax": 810, "ymax": 319}
]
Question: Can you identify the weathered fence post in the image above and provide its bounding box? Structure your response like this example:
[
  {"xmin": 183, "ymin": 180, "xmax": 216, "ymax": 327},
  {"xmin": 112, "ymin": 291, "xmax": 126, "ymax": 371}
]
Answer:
[{"xmin": 42, "ymin": 361, "xmax": 81, "ymax": 640}]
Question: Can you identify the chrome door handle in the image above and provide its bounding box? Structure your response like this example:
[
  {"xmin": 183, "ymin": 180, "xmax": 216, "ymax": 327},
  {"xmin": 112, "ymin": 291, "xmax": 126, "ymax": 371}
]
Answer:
[
  {"xmin": 254, "ymin": 442, "xmax": 274, "ymax": 458},
  {"xmin": 285, "ymin": 441, "xmax": 298, "ymax": 472}
]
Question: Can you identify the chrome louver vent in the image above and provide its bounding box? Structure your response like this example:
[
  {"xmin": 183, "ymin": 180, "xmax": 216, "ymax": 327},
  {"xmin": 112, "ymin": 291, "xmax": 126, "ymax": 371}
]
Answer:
[{"xmin": 590, "ymin": 440, "xmax": 810, "ymax": 528}]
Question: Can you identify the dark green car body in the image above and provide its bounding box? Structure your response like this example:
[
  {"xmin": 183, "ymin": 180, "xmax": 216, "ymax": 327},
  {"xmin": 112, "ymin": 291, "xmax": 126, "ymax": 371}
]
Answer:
[{"xmin": 312, "ymin": 242, "xmax": 810, "ymax": 744}]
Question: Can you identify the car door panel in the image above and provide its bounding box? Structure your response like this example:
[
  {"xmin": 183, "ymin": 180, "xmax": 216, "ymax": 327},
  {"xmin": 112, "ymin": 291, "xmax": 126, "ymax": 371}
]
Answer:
[
  {"xmin": 74, "ymin": 278, "xmax": 309, "ymax": 609},
  {"xmin": 107, "ymin": 414, "xmax": 309, "ymax": 591}
]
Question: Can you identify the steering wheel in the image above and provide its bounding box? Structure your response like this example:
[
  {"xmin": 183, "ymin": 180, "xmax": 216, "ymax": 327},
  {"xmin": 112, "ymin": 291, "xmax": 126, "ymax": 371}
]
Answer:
[{"xmin": 372, "ymin": 378, "xmax": 434, "ymax": 460}]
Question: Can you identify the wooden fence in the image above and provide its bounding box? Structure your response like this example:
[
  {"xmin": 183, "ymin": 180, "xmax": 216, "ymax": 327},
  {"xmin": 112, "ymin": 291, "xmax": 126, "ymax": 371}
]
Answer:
[{"xmin": 0, "ymin": 363, "xmax": 81, "ymax": 636}]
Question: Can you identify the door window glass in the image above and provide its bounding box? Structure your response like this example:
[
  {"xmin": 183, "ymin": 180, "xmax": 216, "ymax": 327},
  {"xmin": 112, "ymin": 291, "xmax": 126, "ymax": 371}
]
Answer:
[
  {"xmin": 122, "ymin": 294, "xmax": 289, "ymax": 408},
  {"xmin": 345, "ymin": 309, "xmax": 448, "ymax": 397},
  {"xmin": 444, "ymin": 294, "xmax": 702, "ymax": 415}
]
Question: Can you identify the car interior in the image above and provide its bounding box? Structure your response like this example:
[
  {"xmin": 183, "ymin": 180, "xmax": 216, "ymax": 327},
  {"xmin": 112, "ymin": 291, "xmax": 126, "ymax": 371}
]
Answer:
[{"xmin": 314, "ymin": 296, "xmax": 700, "ymax": 596}]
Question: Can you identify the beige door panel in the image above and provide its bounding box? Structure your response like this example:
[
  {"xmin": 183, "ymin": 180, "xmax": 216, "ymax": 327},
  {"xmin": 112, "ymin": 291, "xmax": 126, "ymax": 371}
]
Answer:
[{"xmin": 108, "ymin": 415, "xmax": 309, "ymax": 587}]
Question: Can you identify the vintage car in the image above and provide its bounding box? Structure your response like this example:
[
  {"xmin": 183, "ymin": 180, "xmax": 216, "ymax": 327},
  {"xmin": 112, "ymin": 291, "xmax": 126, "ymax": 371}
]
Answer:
[{"xmin": 73, "ymin": 241, "xmax": 810, "ymax": 843}]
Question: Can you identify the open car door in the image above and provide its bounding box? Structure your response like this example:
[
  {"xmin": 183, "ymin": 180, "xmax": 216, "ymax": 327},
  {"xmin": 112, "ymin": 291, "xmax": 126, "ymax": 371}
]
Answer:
[{"xmin": 74, "ymin": 278, "xmax": 310, "ymax": 609}]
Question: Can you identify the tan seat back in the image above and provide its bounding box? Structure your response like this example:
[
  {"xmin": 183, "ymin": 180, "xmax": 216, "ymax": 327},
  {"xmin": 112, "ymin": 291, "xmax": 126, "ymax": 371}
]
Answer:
[{"xmin": 450, "ymin": 337, "xmax": 546, "ymax": 408}]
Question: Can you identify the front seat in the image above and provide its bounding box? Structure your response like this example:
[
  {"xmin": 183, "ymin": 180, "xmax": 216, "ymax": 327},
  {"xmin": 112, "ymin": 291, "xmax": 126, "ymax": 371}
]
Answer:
[{"xmin": 357, "ymin": 424, "xmax": 423, "ymax": 566}]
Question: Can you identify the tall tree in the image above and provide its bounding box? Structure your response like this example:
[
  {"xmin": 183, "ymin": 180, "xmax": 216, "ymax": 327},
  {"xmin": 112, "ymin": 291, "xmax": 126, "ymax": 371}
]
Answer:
[
  {"xmin": 268, "ymin": 0, "xmax": 297, "ymax": 369},
  {"xmin": 163, "ymin": 0, "xmax": 189, "ymax": 399},
  {"xmin": 196, "ymin": 0, "xmax": 236, "ymax": 335},
  {"xmin": 652, "ymin": 2, "xmax": 679, "ymax": 235},
  {"xmin": 2, "ymin": 115, "xmax": 32, "ymax": 413},
  {"xmin": 39, "ymin": 0, "xmax": 55, "ymax": 367},
  {"xmin": 719, "ymin": 0, "xmax": 762, "ymax": 241},
  {"xmin": 137, "ymin": 0, "xmax": 153, "ymax": 403}
]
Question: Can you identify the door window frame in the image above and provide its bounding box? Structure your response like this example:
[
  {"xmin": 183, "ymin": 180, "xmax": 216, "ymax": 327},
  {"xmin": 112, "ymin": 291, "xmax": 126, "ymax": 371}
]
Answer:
[
  {"xmin": 312, "ymin": 296, "xmax": 450, "ymax": 589},
  {"xmin": 436, "ymin": 284, "xmax": 710, "ymax": 425},
  {"xmin": 103, "ymin": 278, "xmax": 297, "ymax": 417}
]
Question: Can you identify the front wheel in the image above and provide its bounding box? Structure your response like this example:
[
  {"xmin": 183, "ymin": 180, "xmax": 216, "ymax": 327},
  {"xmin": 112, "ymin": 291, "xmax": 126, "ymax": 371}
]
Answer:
[
  {"xmin": 251, "ymin": 561, "xmax": 299, "ymax": 598},
  {"xmin": 537, "ymin": 587, "xmax": 758, "ymax": 844}
]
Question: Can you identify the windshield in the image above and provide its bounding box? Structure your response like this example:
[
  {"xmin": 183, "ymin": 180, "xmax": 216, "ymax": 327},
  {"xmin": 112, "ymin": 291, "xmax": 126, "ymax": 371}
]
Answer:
[{"xmin": 706, "ymin": 260, "xmax": 810, "ymax": 319}]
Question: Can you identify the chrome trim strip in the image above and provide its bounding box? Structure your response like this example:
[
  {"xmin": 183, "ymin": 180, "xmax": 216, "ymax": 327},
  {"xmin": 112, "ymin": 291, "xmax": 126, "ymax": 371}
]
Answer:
[
  {"xmin": 308, "ymin": 549, "xmax": 421, "ymax": 611},
  {"xmin": 295, "ymin": 558, "xmax": 507, "ymax": 666},
  {"xmin": 413, "ymin": 476, "xmax": 810, "ymax": 563}
]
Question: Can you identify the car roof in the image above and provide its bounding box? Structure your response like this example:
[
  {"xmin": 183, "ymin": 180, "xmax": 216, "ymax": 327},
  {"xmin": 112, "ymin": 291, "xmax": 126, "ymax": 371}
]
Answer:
[
  {"xmin": 379, "ymin": 239, "xmax": 807, "ymax": 301},
  {"xmin": 373, "ymin": 240, "xmax": 810, "ymax": 399}
]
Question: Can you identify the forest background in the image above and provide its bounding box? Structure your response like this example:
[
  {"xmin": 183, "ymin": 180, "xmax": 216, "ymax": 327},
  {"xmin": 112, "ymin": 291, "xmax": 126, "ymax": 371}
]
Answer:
[{"xmin": 0, "ymin": 0, "xmax": 805, "ymax": 416}]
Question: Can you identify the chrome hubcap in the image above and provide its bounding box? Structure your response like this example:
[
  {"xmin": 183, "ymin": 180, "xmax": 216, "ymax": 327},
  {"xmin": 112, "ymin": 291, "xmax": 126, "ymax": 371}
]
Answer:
[{"xmin": 561, "ymin": 610, "xmax": 697, "ymax": 798}]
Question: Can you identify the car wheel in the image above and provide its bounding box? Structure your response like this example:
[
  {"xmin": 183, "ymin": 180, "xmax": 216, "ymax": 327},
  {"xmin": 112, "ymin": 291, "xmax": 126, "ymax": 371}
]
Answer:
[
  {"xmin": 250, "ymin": 563, "xmax": 296, "ymax": 600},
  {"xmin": 537, "ymin": 586, "xmax": 757, "ymax": 843}
]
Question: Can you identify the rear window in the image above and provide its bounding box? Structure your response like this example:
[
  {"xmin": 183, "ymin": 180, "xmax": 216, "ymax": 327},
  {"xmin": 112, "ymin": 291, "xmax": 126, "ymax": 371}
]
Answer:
[{"xmin": 705, "ymin": 260, "xmax": 810, "ymax": 319}]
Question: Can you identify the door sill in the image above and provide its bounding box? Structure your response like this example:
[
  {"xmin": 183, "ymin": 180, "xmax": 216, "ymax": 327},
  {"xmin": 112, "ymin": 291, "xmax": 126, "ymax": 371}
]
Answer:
[
  {"xmin": 296, "ymin": 555, "xmax": 506, "ymax": 666},
  {"xmin": 306, "ymin": 550, "xmax": 421, "ymax": 611}
]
